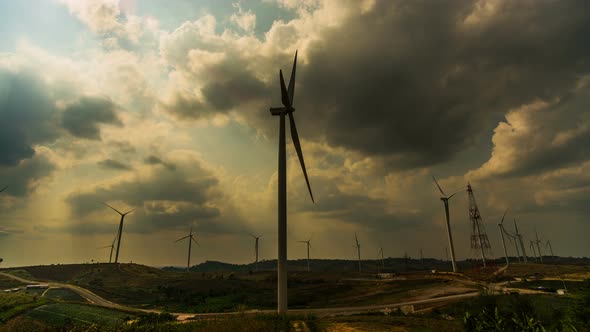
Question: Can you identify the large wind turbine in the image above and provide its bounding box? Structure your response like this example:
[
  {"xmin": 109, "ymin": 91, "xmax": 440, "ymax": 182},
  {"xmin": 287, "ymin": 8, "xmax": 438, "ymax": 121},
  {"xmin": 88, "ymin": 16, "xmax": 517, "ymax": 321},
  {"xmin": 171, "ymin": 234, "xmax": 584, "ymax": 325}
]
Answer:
[
  {"xmin": 432, "ymin": 176, "xmax": 463, "ymax": 272},
  {"xmin": 353, "ymin": 233, "xmax": 361, "ymax": 273},
  {"xmin": 250, "ymin": 233, "xmax": 263, "ymax": 271},
  {"xmin": 513, "ymin": 219, "xmax": 528, "ymax": 263},
  {"xmin": 174, "ymin": 226, "xmax": 199, "ymax": 272},
  {"xmin": 269, "ymin": 50, "xmax": 314, "ymax": 314},
  {"xmin": 498, "ymin": 208, "xmax": 510, "ymax": 266},
  {"xmin": 297, "ymin": 238, "xmax": 312, "ymax": 272},
  {"xmin": 104, "ymin": 203, "xmax": 134, "ymax": 264}
]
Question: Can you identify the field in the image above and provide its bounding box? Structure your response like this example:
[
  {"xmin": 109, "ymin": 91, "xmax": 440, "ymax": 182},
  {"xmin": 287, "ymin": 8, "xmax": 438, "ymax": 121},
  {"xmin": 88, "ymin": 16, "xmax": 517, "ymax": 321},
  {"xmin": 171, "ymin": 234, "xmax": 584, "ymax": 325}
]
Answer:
[
  {"xmin": 24, "ymin": 303, "xmax": 135, "ymax": 327},
  {"xmin": 0, "ymin": 262, "xmax": 589, "ymax": 331}
]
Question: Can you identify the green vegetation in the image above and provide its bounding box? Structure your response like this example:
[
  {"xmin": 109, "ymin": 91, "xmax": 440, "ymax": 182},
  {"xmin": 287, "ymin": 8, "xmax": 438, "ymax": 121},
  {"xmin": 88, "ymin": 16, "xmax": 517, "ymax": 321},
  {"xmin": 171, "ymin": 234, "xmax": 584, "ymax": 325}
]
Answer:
[
  {"xmin": 42, "ymin": 288, "xmax": 86, "ymax": 302},
  {"xmin": 24, "ymin": 303, "xmax": 135, "ymax": 328},
  {"xmin": 0, "ymin": 291, "xmax": 49, "ymax": 323},
  {"xmin": 0, "ymin": 275, "xmax": 25, "ymax": 289}
]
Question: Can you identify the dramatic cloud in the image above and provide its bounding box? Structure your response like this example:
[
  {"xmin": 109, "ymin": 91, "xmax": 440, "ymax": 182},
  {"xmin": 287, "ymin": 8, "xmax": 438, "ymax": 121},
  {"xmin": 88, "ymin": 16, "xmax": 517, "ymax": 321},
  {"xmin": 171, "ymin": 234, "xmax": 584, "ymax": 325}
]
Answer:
[
  {"xmin": 61, "ymin": 96, "xmax": 122, "ymax": 140},
  {"xmin": 0, "ymin": 67, "xmax": 61, "ymax": 166},
  {"xmin": 295, "ymin": 0, "xmax": 590, "ymax": 168},
  {"xmin": 66, "ymin": 155, "xmax": 244, "ymax": 234}
]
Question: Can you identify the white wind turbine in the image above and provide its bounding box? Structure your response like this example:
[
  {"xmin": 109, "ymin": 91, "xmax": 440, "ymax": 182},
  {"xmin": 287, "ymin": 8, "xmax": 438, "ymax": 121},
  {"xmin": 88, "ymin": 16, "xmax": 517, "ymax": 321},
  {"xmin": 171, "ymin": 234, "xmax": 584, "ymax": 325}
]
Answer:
[
  {"xmin": 250, "ymin": 233, "xmax": 263, "ymax": 271},
  {"xmin": 497, "ymin": 208, "xmax": 511, "ymax": 266},
  {"xmin": 297, "ymin": 237, "xmax": 312, "ymax": 272},
  {"xmin": 432, "ymin": 176, "xmax": 464, "ymax": 272},
  {"xmin": 174, "ymin": 226, "xmax": 199, "ymax": 273},
  {"xmin": 513, "ymin": 219, "xmax": 528, "ymax": 263},
  {"xmin": 103, "ymin": 203, "xmax": 134, "ymax": 264},
  {"xmin": 353, "ymin": 233, "xmax": 361, "ymax": 273},
  {"xmin": 269, "ymin": 50, "xmax": 315, "ymax": 314},
  {"xmin": 97, "ymin": 231, "xmax": 119, "ymax": 263}
]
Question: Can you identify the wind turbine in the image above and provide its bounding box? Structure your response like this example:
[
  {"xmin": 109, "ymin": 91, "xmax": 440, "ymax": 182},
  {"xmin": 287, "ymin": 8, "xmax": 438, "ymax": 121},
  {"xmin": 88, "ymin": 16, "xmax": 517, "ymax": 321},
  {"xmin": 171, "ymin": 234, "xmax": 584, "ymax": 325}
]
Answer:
[
  {"xmin": 97, "ymin": 231, "xmax": 118, "ymax": 263},
  {"xmin": 269, "ymin": 50, "xmax": 314, "ymax": 314},
  {"xmin": 432, "ymin": 176, "xmax": 463, "ymax": 272},
  {"xmin": 103, "ymin": 203, "xmax": 134, "ymax": 264},
  {"xmin": 378, "ymin": 247, "xmax": 385, "ymax": 272},
  {"xmin": 250, "ymin": 233, "xmax": 263, "ymax": 271},
  {"xmin": 513, "ymin": 219, "xmax": 528, "ymax": 263},
  {"xmin": 498, "ymin": 208, "xmax": 510, "ymax": 266},
  {"xmin": 529, "ymin": 241, "xmax": 539, "ymax": 262},
  {"xmin": 353, "ymin": 233, "xmax": 361, "ymax": 273},
  {"xmin": 174, "ymin": 226, "xmax": 199, "ymax": 272},
  {"xmin": 545, "ymin": 240, "xmax": 554, "ymax": 257},
  {"xmin": 297, "ymin": 238, "xmax": 312, "ymax": 272},
  {"xmin": 534, "ymin": 230, "xmax": 543, "ymax": 263}
]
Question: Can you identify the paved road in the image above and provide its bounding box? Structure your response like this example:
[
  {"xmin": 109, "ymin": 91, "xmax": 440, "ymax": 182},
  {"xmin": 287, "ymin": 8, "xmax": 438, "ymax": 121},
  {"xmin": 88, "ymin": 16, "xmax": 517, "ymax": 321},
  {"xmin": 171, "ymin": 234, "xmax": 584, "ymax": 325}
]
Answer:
[{"xmin": 0, "ymin": 272, "xmax": 137, "ymax": 312}]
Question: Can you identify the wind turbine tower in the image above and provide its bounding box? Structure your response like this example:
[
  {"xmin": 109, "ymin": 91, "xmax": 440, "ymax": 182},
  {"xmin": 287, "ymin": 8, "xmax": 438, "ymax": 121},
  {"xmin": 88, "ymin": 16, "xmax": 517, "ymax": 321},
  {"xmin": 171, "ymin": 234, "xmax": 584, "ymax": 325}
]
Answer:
[
  {"xmin": 513, "ymin": 219, "xmax": 528, "ymax": 263},
  {"xmin": 269, "ymin": 50, "xmax": 314, "ymax": 314},
  {"xmin": 98, "ymin": 232, "xmax": 118, "ymax": 263},
  {"xmin": 545, "ymin": 240, "xmax": 554, "ymax": 257},
  {"xmin": 498, "ymin": 208, "xmax": 510, "ymax": 266},
  {"xmin": 250, "ymin": 233, "xmax": 263, "ymax": 271},
  {"xmin": 174, "ymin": 226, "xmax": 199, "ymax": 272},
  {"xmin": 104, "ymin": 203, "xmax": 134, "ymax": 264},
  {"xmin": 378, "ymin": 247, "xmax": 385, "ymax": 272},
  {"xmin": 354, "ymin": 233, "xmax": 361, "ymax": 273},
  {"xmin": 467, "ymin": 183, "xmax": 492, "ymax": 268},
  {"xmin": 534, "ymin": 230, "xmax": 543, "ymax": 263},
  {"xmin": 530, "ymin": 241, "xmax": 539, "ymax": 262},
  {"xmin": 297, "ymin": 238, "xmax": 312, "ymax": 272},
  {"xmin": 432, "ymin": 176, "xmax": 463, "ymax": 272}
]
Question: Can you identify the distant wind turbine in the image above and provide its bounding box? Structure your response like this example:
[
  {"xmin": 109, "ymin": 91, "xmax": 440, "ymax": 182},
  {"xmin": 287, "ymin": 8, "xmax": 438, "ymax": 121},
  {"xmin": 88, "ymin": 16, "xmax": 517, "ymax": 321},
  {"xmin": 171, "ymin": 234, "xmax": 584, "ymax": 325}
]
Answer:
[
  {"xmin": 174, "ymin": 226, "xmax": 199, "ymax": 272},
  {"xmin": 269, "ymin": 50, "xmax": 314, "ymax": 314},
  {"xmin": 530, "ymin": 241, "xmax": 539, "ymax": 262},
  {"xmin": 250, "ymin": 233, "xmax": 263, "ymax": 271},
  {"xmin": 103, "ymin": 203, "xmax": 134, "ymax": 264},
  {"xmin": 377, "ymin": 247, "xmax": 385, "ymax": 273},
  {"xmin": 353, "ymin": 233, "xmax": 361, "ymax": 273},
  {"xmin": 0, "ymin": 186, "xmax": 7, "ymax": 193},
  {"xmin": 513, "ymin": 219, "xmax": 528, "ymax": 263},
  {"xmin": 545, "ymin": 240, "xmax": 554, "ymax": 257},
  {"xmin": 98, "ymin": 231, "xmax": 119, "ymax": 263},
  {"xmin": 297, "ymin": 238, "xmax": 312, "ymax": 272},
  {"xmin": 498, "ymin": 208, "xmax": 510, "ymax": 266},
  {"xmin": 432, "ymin": 176, "xmax": 463, "ymax": 272},
  {"xmin": 534, "ymin": 230, "xmax": 543, "ymax": 263}
]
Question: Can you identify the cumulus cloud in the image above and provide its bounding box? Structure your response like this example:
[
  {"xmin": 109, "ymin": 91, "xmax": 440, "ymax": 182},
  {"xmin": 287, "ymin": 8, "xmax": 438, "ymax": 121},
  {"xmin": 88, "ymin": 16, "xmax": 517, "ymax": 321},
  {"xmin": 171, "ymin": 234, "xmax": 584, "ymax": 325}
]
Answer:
[
  {"xmin": 66, "ymin": 154, "xmax": 245, "ymax": 234},
  {"xmin": 61, "ymin": 96, "xmax": 122, "ymax": 140}
]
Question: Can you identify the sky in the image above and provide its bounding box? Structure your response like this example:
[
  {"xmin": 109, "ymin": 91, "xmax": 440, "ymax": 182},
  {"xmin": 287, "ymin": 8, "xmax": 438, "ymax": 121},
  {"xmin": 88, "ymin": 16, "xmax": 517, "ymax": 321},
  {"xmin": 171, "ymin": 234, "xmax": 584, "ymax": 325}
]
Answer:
[{"xmin": 0, "ymin": 0, "xmax": 589, "ymax": 267}]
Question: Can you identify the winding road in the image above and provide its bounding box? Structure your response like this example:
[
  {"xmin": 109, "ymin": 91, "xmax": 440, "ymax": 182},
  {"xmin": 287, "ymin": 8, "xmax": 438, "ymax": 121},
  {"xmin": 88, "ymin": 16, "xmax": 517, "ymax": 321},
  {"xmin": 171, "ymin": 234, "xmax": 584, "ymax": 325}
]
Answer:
[{"xmin": 0, "ymin": 271, "xmax": 482, "ymax": 319}]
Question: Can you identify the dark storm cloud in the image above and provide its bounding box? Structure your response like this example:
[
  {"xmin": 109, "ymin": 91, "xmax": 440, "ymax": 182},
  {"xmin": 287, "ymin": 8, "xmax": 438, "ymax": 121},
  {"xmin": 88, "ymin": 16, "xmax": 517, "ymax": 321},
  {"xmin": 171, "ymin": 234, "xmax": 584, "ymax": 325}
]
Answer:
[
  {"xmin": 65, "ymin": 161, "xmax": 243, "ymax": 233},
  {"xmin": 98, "ymin": 158, "xmax": 133, "ymax": 171},
  {"xmin": 0, "ymin": 68, "xmax": 60, "ymax": 166},
  {"xmin": 163, "ymin": 55, "xmax": 271, "ymax": 120},
  {"xmin": 61, "ymin": 96, "xmax": 122, "ymax": 140},
  {"xmin": 293, "ymin": 0, "xmax": 590, "ymax": 168},
  {"xmin": 0, "ymin": 154, "xmax": 56, "ymax": 197}
]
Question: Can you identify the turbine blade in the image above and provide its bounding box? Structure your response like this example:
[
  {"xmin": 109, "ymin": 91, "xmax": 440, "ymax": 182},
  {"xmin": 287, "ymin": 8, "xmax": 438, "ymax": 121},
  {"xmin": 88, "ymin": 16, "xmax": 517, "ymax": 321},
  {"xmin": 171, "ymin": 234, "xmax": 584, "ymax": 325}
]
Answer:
[
  {"xmin": 288, "ymin": 112, "xmax": 314, "ymax": 203},
  {"xmin": 355, "ymin": 232, "xmax": 359, "ymax": 246},
  {"xmin": 287, "ymin": 50, "xmax": 297, "ymax": 104},
  {"xmin": 249, "ymin": 233, "xmax": 256, "ymax": 239},
  {"xmin": 0, "ymin": 186, "xmax": 7, "ymax": 193},
  {"xmin": 103, "ymin": 202, "xmax": 123, "ymax": 215},
  {"xmin": 174, "ymin": 235, "xmax": 190, "ymax": 243},
  {"xmin": 308, "ymin": 242, "xmax": 312, "ymax": 249},
  {"xmin": 279, "ymin": 70, "xmax": 291, "ymax": 107},
  {"xmin": 191, "ymin": 236, "xmax": 200, "ymax": 246},
  {"xmin": 432, "ymin": 176, "xmax": 447, "ymax": 197},
  {"xmin": 123, "ymin": 209, "xmax": 135, "ymax": 215},
  {"xmin": 500, "ymin": 208, "xmax": 509, "ymax": 225},
  {"xmin": 97, "ymin": 245, "xmax": 112, "ymax": 249},
  {"xmin": 447, "ymin": 188, "xmax": 465, "ymax": 199}
]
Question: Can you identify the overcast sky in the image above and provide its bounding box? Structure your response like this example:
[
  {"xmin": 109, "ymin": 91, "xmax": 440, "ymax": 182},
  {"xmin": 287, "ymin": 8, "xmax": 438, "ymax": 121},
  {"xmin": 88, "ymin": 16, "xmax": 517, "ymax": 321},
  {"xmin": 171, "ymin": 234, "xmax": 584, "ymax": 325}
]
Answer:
[{"xmin": 0, "ymin": 0, "xmax": 589, "ymax": 267}]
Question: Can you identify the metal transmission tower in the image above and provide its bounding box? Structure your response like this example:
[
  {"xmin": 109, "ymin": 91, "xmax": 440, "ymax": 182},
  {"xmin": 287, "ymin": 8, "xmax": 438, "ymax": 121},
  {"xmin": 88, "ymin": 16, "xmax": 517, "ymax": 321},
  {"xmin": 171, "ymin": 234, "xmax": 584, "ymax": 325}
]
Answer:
[{"xmin": 467, "ymin": 183, "xmax": 492, "ymax": 268}]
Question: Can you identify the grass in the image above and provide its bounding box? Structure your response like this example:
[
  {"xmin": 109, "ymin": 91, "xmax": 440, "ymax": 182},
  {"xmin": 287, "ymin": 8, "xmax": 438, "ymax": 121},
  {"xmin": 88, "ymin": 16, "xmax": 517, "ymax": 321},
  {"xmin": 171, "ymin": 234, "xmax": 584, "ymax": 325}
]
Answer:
[
  {"xmin": 0, "ymin": 275, "xmax": 26, "ymax": 290},
  {"xmin": 0, "ymin": 291, "xmax": 48, "ymax": 323},
  {"xmin": 24, "ymin": 303, "xmax": 135, "ymax": 328},
  {"xmin": 42, "ymin": 287, "xmax": 86, "ymax": 302}
]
